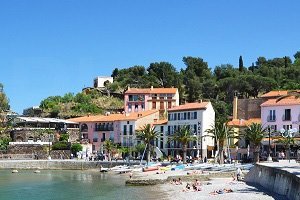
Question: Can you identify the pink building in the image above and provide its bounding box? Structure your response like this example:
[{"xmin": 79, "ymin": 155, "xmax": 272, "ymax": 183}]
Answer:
[
  {"xmin": 261, "ymin": 96, "xmax": 300, "ymax": 132},
  {"xmin": 70, "ymin": 110, "xmax": 160, "ymax": 153},
  {"xmin": 124, "ymin": 86, "xmax": 179, "ymax": 113}
]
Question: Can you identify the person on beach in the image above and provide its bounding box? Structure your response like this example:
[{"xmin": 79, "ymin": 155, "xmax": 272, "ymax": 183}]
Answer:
[
  {"xmin": 129, "ymin": 172, "xmax": 133, "ymax": 179},
  {"xmin": 236, "ymin": 167, "xmax": 242, "ymax": 181},
  {"xmin": 182, "ymin": 183, "xmax": 191, "ymax": 192}
]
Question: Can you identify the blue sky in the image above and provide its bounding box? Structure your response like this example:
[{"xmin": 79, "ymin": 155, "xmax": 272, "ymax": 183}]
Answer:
[{"xmin": 1, "ymin": 1, "xmax": 299, "ymax": 114}]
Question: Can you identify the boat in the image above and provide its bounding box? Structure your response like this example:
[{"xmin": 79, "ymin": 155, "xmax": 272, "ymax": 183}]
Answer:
[
  {"xmin": 171, "ymin": 164, "xmax": 185, "ymax": 171},
  {"xmin": 142, "ymin": 166, "xmax": 159, "ymax": 172},
  {"xmin": 100, "ymin": 167, "xmax": 109, "ymax": 172},
  {"xmin": 114, "ymin": 168, "xmax": 133, "ymax": 173},
  {"xmin": 34, "ymin": 170, "xmax": 41, "ymax": 173},
  {"xmin": 11, "ymin": 170, "xmax": 18, "ymax": 173}
]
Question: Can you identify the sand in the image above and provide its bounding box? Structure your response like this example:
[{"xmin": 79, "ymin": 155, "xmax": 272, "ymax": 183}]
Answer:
[{"xmin": 157, "ymin": 178, "xmax": 286, "ymax": 200}]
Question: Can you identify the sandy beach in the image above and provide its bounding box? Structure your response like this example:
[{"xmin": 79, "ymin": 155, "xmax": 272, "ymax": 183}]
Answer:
[
  {"xmin": 123, "ymin": 167, "xmax": 287, "ymax": 200},
  {"xmin": 158, "ymin": 178, "xmax": 286, "ymax": 200}
]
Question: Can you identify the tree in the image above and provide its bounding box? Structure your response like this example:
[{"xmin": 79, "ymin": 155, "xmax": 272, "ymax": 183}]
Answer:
[
  {"xmin": 239, "ymin": 55, "xmax": 244, "ymax": 72},
  {"xmin": 169, "ymin": 125, "xmax": 197, "ymax": 164},
  {"xmin": 136, "ymin": 124, "xmax": 159, "ymax": 164},
  {"xmin": 205, "ymin": 121, "xmax": 235, "ymax": 164},
  {"xmin": 294, "ymin": 51, "xmax": 300, "ymax": 59},
  {"xmin": 244, "ymin": 123, "xmax": 266, "ymax": 163},
  {"xmin": 104, "ymin": 140, "xmax": 116, "ymax": 161},
  {"xmin": 147, "ymin": 62, "xmax": 178, "ymax": 88},
  {"xmin": 71, "ymin": 143, "xmax": 83, "ymax": 156}
]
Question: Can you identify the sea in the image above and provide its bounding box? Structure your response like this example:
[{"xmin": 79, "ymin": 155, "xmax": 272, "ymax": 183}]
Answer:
[{"xmin": 0, "ymin": 170, "xmax": 166, "ymax": 200}]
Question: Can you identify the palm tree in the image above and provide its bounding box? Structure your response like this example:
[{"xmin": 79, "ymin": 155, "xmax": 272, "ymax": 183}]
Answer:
[
  {"xmin": 103, "ymin": 140, "xmax": 116, "ymax": 161},
  {"xmin": 205, "ymin": 121, "xmax": 236, "ymax": 164},
  {"xmin": 136, "ymin": 124, "xmax": 159, "ymax": 164},
  {"xmin": 169, "ymin": 125, "xmax": 196, "ymax": 164},
  {"xmin": 244, "ymin": 123, "xmax": 266, "ymax": 163}
]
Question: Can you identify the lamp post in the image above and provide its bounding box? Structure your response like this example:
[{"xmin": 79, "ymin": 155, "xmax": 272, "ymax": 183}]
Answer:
[
  {"xmin": 267, "ymin": 126, "xmax": 273, "ymax": 162},
  {"xmin": 280, "ymin": 128, "xmax": 297, "ymax": 163}
]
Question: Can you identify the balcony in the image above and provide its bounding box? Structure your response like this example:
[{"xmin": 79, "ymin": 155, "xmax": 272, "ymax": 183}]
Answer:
[
  {"xmin": 267, "ymin": 115, "xmax": 276, "ymax": 122},
  {"xmin": 282, "ymin": 115, "xmax": 291, "ymax": 121},
  {"xmin": 95, "ymin": 126, "xmax": 114, "ymax": 131},
  {"xmin": 93, "ymin": 138, "xmax": 98, "ymax": 142}
]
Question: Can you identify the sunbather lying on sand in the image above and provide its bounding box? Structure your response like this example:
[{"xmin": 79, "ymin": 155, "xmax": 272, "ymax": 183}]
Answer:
[{"xmin": 209, "ymin": 188, "xmax": 233, "ymax": 195}]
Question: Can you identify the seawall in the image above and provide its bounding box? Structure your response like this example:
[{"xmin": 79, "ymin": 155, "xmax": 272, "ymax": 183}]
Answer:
[
  {"xmin": 0, "ymin": 160, "xmax": 141, "ymax": 170},
  {"xmin": 245, "ymin": 162, "xmax": 300, "ymax": 200}
]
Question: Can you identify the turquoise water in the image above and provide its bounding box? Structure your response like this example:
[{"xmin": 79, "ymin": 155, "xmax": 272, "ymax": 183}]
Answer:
[{"xmin": 0, "ymin": 170, "xmax": 165, "ymax": 200}]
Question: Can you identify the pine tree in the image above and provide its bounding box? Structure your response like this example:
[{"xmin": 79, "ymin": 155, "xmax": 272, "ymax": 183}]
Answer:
[{"xmin": 239, "ymin": 55, "xmax": 244, "ymax": 72}]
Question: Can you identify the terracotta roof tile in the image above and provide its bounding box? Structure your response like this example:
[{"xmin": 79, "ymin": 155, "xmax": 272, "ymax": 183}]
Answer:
[
  {"xmin": 261, "ymin": 97, "xmax": 300, "ymax": 107},
  {"xmin": 68, "ymin": 110, "xmax": 159, "ymax": 123},
  {"xmin": 227, "ymin": 118, "xmax": 261, "ymax": 127},
  {"xmin": 168, "ymin": 102, "xmax": 209, "ymax": 112},
  {"xmin": 261, "ymin": 90, "xmax": 300, "ymax": 98},
  {"xmin": 125, "ymin": 87, "xmax": 178, "ymax": 94},
  {"xmin": 152, "ymin": 119, "xmax": 168, "ymax": 125}
]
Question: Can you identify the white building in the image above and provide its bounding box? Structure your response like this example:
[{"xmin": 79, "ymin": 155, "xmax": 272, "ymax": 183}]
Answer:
[
  {"xmin": 261, "ymin": 97, "xmax": 300, "ymax": 134},
  {"xmin": 93, "ymin": 76, "xmax": 114, "ymax": 88},
  {"xmin": 154, "ymin": 102, "xmax": 215, "ymax": 159}
]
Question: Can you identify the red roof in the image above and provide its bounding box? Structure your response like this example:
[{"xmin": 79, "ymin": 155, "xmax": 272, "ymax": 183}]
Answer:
[
  {"xmin": 227, "ymin": 118, "xmax": 261, "ymax": 127},
  {"xmin": 69, "ymin": 110, "xmax": 158, "ymax": 123},
  {"xmin": 125, "ymin": 87, "xmax": 178, "ymax": 94},
  {"xmin": 261, "ymin": 97, "xmax": 300, "ymax": 107},
  {"xmin": 168, "ymin": 102, "xmax": 209, "ymax": 112},
  {"xmin": 261, "ymin": 90, "xmax": 300, "ymax": 98}
]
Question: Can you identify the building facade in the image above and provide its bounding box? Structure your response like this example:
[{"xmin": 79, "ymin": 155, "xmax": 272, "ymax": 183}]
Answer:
[
  {"xmin": 124, "ymin": 86, "xmax": 179, "ymax": 113},
  {"xmin": 70, "ymin": 110, "xmax": 160, "ymax": 153},
  {"xmin": 153, "ymin": 102, "xmax": 215, "ymax": 159}
]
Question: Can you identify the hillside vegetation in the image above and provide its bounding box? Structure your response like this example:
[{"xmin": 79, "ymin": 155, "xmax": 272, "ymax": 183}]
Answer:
[
  {"xmin": 32, "ymin": 51, "xmax": 300, "ymax": 120},
  {"xmin": 40, "ymin": 89, "xmax": 124, "ymax": 118}
]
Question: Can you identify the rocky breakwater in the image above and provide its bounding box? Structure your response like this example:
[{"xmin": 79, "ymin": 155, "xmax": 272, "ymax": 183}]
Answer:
[{"xmin": 245, "ymin": 161, "xmax": 300, "ymax": 200}]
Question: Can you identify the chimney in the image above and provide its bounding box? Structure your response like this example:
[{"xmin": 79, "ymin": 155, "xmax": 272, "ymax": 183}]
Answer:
[
  {"xmin": 150, "ymin": 86, "xmax": 153, "ymax": 90},
  {"xmin": 154, "ymin": 119, "xmax": 158, "ymax": 122},
  {"xmin": 128, "ymin": 86, "xmax": 131, "ymax": 91},
  {"xmin": 233, "ymin": 96, "xmax": 238, "ymax": 120},
  {"xmin": 198, "ymin": 99, "xmax": 203, "ymax": 103}
]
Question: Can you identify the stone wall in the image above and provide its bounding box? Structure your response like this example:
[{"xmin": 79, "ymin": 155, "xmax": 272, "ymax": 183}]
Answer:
[
  {"xmin": 0, "ymin": 160, "xmax": 142, "ymax": 170},
  {"xmin": 237, "ymin": 98, "xmax": 265, "ymax": 120},
  {"xmin": 245, "ymin": 163, "xmax": 300, "ymax": 200},
  {"xmin": 7, "ymin": 144, "xmax": 48, "ymax": 159}
]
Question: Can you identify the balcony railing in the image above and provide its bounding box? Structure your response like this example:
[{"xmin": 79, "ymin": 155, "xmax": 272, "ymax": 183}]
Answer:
[
  {"xmin": 93, "ymin": 138, "xmax": 98, "ymax": 142},
  {"xmin": 282, "ymin": 115, "xmax": 291, "ymax": 121},
  {"xmin": 267, "ymin": 115, "xmax": 276, "ymax": 122},
  {"xmin": 95, "ymin": 126, "xmax": 114, "ymax": 131}
]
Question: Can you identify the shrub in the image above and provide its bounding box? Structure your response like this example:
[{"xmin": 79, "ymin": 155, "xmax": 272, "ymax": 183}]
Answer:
[
  {"xmin": 52, "ymin": 141, "xmax": 70, "ymax": 150},
  {"xmin": 71, "ymin": 143, "xmax": 83, "ymax": 155}
]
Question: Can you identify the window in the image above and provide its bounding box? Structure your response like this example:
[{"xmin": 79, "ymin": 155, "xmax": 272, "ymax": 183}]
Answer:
[
  {"xmin": 152, "ymin": 101, "xmax": 156, "ymax": 109},
  {"xmin": 283, "ymin": 125, "xmax": 292, "ymax": 131},
  {"xmin": 168, "ymin": 102, "xmax": 172, "ymax": 109},
  {"xmin": 268, "ymin": 110, "xmax": 276, "ymax": 121},
  {"xmin": 188, "ymin": 112, "xmax": 190, "ymax": 120},
  {"xmin": 168, "ymin": 114, "xmax": 171, "ymax": 121},
  {"xmin": 177, "ymin": 113, "xmax": 180, "ymax": 120},
  {"xmin": 160, "ymin": 101, "xmax": 164, "ymax": 110},
  {"xmin": 128, "ymin": 104, "xmax": 132, "ymax": 112},
  {"xmin": 194, "ymin": 124, "xmax": 197, "ymax": 134},
  {"xmin": 141, "ymin": 103, "xmax": 145, "ymax": 110},
  {"xmin": 194, "ymin": 112, "xmax": 197, "ymax": 119},
  {"xmin": 123, "ymin": 125, "xmax": 127, "ymax": 135},
  {"xmin": 284, "ymin": 109, "xmax": 291, "ymax": 121},
  {"xmin": 174, "ymin": 113, "xmax": 177, "ymax": 120},
  {"xmin": 270, "ymin": 125, "xmax": 277, "ymax": 132},
  {"xmin": 129, "ymin": 125, "xmax": 133, "ymax": 135},
  {"xmin": 129, "ymin": 95, "xmax": 133, "ymax": 101},
  {"xmin": 135, "ymin": 104, "xmax": 138, "ymax": 111},
  {"xmin": 160, "ymin": 126, "xmax": 164, "ymax": 133},
  {"xmin": 168, "ymin": 126, "xmax": 171, "ymax": 135},
  {"xmin": 184, "ymin": 112, "xmax": 187, "ymax": 120}
]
